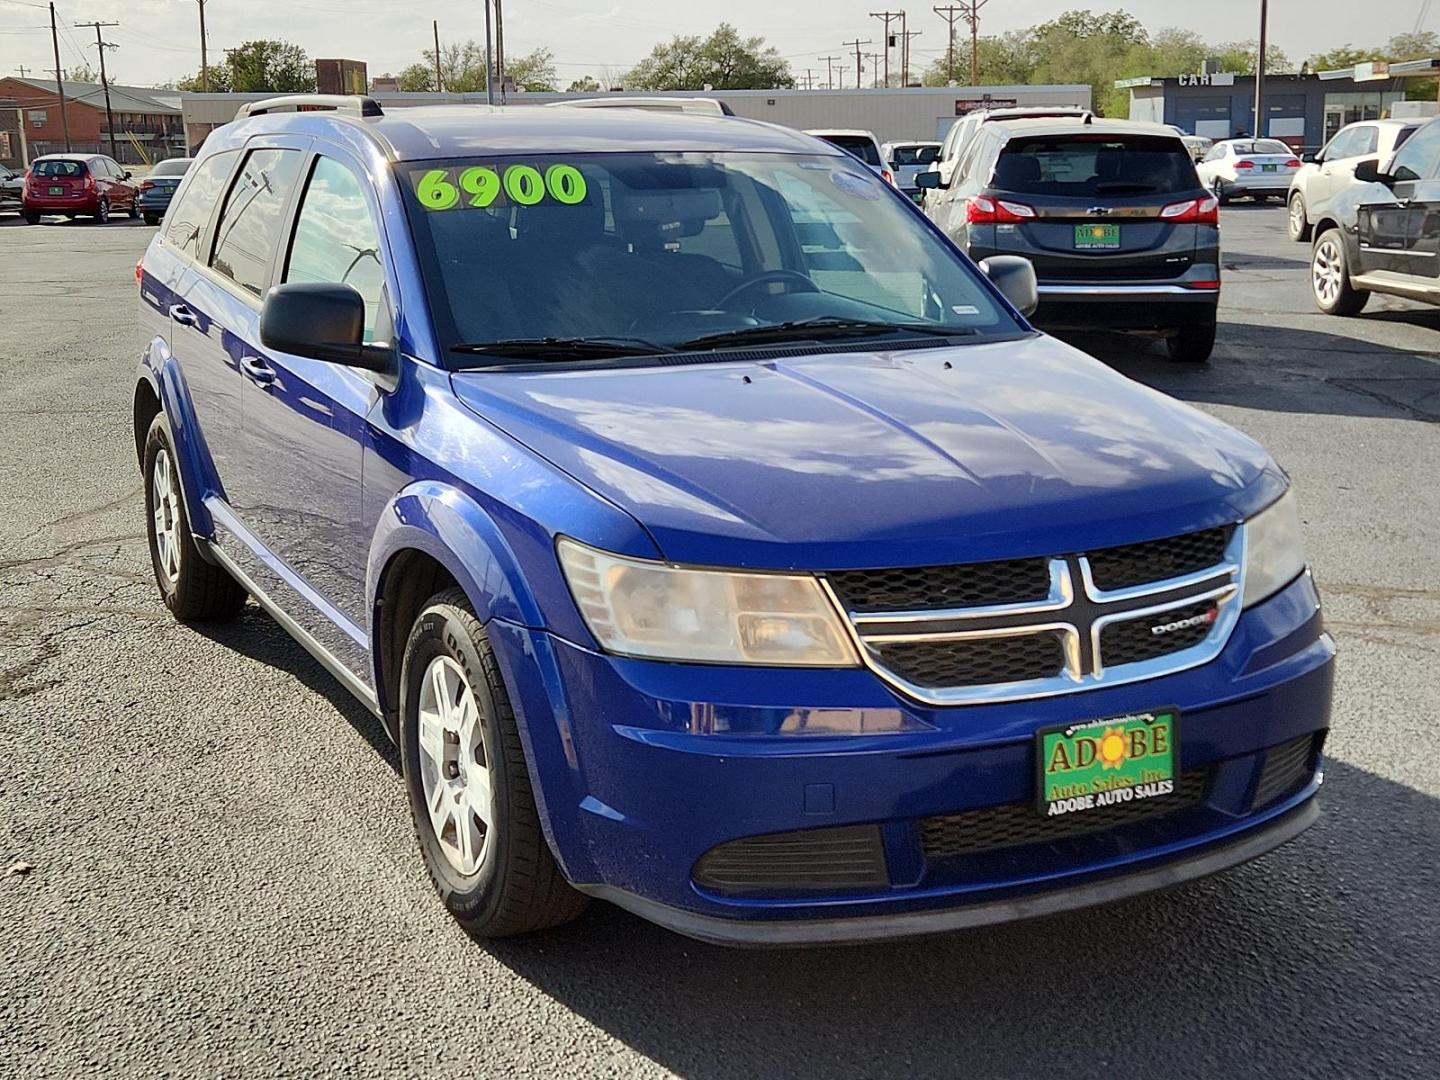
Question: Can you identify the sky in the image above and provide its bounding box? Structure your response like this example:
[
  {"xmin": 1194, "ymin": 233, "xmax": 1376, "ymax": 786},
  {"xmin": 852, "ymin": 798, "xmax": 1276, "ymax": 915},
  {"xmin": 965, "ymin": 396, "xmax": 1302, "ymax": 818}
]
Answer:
[{"xmin": 1, "ymin": 0, "xmax": 1435, "ymax": 89}]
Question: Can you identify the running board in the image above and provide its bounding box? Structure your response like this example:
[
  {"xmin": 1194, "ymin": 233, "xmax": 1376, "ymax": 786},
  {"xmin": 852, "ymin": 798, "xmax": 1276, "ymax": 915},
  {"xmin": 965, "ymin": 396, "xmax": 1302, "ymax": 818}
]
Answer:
[
  {"xmin": 1351, "ymin": 273, "xmax": 1440, "ymax": 302},
  {"xmin": 205, "ymin": 540, "xmax": 382, "ymax": 717}
]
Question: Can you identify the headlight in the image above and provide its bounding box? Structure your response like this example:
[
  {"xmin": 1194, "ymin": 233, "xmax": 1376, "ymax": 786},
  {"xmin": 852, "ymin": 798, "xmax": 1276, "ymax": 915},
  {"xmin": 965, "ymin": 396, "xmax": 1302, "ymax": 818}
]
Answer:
[
  {"xmin": 1242, "ymin": 490, "xmax": 1306, "ymax": 607},
  {"xmin": 557, "ymin": 539, "xmax": 860, "ymax": 666}
]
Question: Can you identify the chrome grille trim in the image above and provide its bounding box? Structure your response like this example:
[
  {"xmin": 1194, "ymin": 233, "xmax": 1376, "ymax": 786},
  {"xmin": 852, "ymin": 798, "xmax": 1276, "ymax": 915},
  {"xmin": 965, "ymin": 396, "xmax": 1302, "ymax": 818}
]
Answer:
[{"xmin": 823, "ymin": 526, "xmax": 1246, "ymax": 706}]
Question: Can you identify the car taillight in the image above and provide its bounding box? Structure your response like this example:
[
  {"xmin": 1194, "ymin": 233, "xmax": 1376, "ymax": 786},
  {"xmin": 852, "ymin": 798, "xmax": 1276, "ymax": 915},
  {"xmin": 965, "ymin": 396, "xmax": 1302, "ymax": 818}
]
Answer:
[
  {"xmin": 1160, "ymin": 196, "xmax": 1219, "ymax": 224},
  {"xmin": 135, "ymin": 259, "xmax": 143, "ymax": 285},
  {"xmin": 1183, "ymin": 279, "xmax": 1221, "ymax": 290},
  {"xmin": 880, "ymin": 167, "xmax": 896, "ymax": 187},
  {"xmin": 1284, "ymin": 158, "xmax": 1301, "ymax": 169},
  {"xmin": 967, "ymin": 195, "xmax": 1036, "ymax": 223},
  {"xmin": 139, "ymin": 179, "xmax": 155, "ymax": 191},
  {"xmin": 1234, "ymin": 159, "xmax": 1254, "ymax": 170},
  {"xmin": 81, "ymin": 174, "xmax": 95, "ymax": 190}
]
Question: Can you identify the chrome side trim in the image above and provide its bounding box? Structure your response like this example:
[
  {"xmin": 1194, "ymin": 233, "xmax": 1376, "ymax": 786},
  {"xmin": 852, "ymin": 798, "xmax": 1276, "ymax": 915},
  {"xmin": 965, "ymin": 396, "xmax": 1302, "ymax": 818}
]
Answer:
[
  {"xmin": 205, "ymin": 541, "xmax": 382, "ymax": 717},
  {"xmin": 849, "ymin": 558, "xmax": 1070, "ymax": 625},
  {"xmin": 1037, "ymin": 284, "xmax": 1216, "ymax": 296}
]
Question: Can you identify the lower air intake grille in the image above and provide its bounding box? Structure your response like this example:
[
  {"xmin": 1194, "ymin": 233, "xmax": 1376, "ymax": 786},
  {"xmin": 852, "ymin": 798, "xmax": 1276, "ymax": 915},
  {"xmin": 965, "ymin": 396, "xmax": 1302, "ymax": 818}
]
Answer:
[
  {"xmin": 872, "ymin": 631, "xmax": 1066, "ymax": 689},
  {"xmin": 1253, "ymin": 735, "xmax": 1318, "ymax": 808},
  {"xmin": 692, "ymin": 825, "xmax": 888, "ymax": 897},
  {"xmin": 921, "ymin": 768, "xmax": 1211, "ymax": 860},
  {"xmin": 1098, "ymin": 600, "xmax": 1218, "ymax": 667}
]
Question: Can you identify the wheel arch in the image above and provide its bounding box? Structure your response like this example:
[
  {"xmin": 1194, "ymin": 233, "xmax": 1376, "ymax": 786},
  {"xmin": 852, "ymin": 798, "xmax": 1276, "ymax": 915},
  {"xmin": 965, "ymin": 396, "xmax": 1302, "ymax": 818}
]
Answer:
[{"xmin": 134, "ymin": 349, "xmax": 215, "ymax": 540}]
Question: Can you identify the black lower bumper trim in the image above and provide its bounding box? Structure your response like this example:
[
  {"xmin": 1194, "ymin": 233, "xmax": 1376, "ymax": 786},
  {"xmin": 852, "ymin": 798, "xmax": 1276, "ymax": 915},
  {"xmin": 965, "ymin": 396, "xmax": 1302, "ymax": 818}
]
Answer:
[{"xmin": 578, "ymin": 796, "xmax": 1319, "ymax": 947}]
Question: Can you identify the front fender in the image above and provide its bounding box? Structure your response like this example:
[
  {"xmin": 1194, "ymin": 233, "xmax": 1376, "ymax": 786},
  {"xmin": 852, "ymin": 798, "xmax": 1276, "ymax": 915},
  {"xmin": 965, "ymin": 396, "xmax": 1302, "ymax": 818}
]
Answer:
[{"xmin": 137, "ymin": 340, "xmax": 215, "ymax": 540}]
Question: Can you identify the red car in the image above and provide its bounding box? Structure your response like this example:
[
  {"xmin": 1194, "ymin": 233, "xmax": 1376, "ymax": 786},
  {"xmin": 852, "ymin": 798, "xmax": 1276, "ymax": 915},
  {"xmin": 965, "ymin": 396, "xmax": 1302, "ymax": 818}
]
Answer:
[{"xmin": 22, "ymin": 154, "xmax": 140, "ymax": 225}]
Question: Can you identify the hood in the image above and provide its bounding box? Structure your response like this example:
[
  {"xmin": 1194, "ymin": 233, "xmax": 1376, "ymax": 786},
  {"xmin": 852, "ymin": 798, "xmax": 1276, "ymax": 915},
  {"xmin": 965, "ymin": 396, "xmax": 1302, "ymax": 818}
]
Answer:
[{"xmin": 450, "ymin": 335, "xmax": 1285, "ymax": 569}]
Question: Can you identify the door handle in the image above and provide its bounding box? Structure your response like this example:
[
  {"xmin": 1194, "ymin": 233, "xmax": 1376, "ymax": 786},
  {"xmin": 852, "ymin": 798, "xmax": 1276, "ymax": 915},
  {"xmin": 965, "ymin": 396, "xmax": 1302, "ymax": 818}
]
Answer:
[
  {"xmin": 239, "ymin": 356, "xmax": 275, "ymax": 388},
  {"xmin": 169, "ymin": 304, "xmax": 197, "ymax": 327}
]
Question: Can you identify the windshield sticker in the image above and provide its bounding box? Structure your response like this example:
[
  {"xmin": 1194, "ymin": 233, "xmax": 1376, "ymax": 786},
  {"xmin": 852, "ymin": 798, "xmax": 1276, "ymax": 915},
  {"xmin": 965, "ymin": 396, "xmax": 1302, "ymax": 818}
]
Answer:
[
  {"xmin": 951, "ymin": 304, "xmax": 980, "ymax": 316},
  {"xmin": 413, "ymin": 164, "xmax": 589, "ymax": 210},
  {"xmin": 830, "ymin": 170, "xmax": 881, "ymax": 200}
]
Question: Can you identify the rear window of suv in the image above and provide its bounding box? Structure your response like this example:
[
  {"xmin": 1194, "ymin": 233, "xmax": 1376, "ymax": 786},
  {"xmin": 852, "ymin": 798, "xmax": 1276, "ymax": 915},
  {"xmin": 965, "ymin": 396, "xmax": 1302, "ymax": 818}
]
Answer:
[
  {"xmin": 992, "ymin": 135, "xmax": 1197, "ymax": 197},
  {"xmin": 818, "ymin": 135, "xmax": 882, "ymax": 166},
  {"xmin": 33, "ymin": 160, "xmax": 86, "ymax": 178}
]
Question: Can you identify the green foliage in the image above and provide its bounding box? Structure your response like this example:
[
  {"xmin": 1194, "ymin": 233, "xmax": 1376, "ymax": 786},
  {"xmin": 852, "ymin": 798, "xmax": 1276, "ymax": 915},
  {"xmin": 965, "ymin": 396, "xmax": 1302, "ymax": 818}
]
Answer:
[
  {"xmin": 63, "ymin": 62, "xmax": 100, "ymax": 83},
  {"xmin": 1210, "ymin": 41, "xmax": 1294, "ymax": 76},
  {"xmin": 225, "ymin": 40, "xmax": 316, "ymax": 94},
  {"xmin": 626, "ymin": 23, "xmax": 793, "ymax": 90},
  {"xmin": 507, "ymin": 48, "xmax": 558, "ymax": 92},
  {"xmin": 171, "ymin": 68, "xmax": 234, "ymax": 92},
  {"xmin": 567, "ymin": 76, "xmax": 602, "ymax": 93},
  {"xmin": 396, "ymin": 63, "xmax": 437, "ymax": 93}
]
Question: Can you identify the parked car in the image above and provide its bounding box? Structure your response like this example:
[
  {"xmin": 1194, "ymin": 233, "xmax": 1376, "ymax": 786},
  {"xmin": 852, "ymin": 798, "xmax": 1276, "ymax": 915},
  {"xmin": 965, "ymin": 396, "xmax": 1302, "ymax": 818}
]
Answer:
[
  {"xmin": 1287, "ymin": 118, "xmax": 1419, "ymax": 241},
  {"xmin": 1165, "ymin": 124, "xmax": 1213, "ymax": 162},
  {"xmin": 1309, "ymin": 115, "xmax": 1440, "ymax": 316},
  {"xmin": 804, "ymin": 129, "xmax": 894, "ymax": 185},
  {"xmin": 881, "ymin": 139, "xmax": 942, "ymax": 201},
  {"xmin": 919, "ymin": 117, "xmax": 1221, "ymax": 361},
  {"xmin": 922, "ymin": 106, "xmax": 1093, "ymax": 211},
  {"xmin": 0, "ymin": 163, "xmax": 23, "ymax": 211},
  {"xmin": 22, "ymin": 153, "xmax": 140, "ymax": 224},
  {"xmin": 1195, "ymin": 139, "xmax": 1302, "ymax": 204},
  {"xmin": 137, "ymin": 157, "xmax": 193, "ymax": 225},
  {"xmin": 135, "ymin": 96, "xmax": 1329, "ymax": 946}
]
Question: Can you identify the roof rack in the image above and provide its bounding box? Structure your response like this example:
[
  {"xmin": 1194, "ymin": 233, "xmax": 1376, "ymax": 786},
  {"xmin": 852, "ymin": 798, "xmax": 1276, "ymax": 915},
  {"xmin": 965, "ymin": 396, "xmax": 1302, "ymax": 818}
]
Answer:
[{"xmin": 234, "ymin": 95, "xmax": 383, "ymax": 121}]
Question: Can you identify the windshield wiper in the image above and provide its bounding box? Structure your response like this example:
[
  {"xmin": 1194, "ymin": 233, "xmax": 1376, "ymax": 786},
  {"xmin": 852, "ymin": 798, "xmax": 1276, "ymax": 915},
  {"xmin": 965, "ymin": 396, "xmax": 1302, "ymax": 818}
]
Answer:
[
  {"xmin": 450, "ymin": 335, "xmax": 670, "ymax": 361},
  {"xmin": 674, "ymin": 317, "xmax": 975, "ymax": 351}
]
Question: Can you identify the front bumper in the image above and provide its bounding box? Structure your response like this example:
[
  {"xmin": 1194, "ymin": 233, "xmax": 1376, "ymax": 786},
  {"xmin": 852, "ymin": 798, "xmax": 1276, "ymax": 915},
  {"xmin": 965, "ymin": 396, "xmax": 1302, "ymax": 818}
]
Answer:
[{"xmin": 490, "ymin": 572, "xmax": 1333, "ymax": 944}]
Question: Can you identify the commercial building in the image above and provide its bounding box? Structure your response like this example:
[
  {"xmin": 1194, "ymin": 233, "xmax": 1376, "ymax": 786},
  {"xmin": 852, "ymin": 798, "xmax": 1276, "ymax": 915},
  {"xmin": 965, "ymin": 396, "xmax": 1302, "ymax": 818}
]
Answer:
[
  {"xmin": 0, "ymin": 77, "xmax": 183, "ymax": 167},
  {"xmin": 1119, "ymin": 68, "xmax": 1436, "ymax": 151},
  {"xmin": 178, "ymin": 84, "xmax": 1092, "ymax": 154}
]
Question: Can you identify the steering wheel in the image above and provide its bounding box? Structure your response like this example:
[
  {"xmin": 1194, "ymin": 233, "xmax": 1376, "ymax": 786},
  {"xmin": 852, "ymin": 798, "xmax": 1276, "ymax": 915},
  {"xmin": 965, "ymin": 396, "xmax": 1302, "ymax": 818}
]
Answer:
[{"xmin": 716, "ymin": 270, "xmax": 820, "ymax": 310}]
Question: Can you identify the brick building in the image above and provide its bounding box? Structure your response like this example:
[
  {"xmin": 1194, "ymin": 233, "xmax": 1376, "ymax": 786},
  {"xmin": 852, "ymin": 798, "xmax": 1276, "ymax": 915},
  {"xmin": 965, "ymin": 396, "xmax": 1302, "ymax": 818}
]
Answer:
[{"xmin": 0, "ymin": 77, "xmax": 183, "ymax": 167}]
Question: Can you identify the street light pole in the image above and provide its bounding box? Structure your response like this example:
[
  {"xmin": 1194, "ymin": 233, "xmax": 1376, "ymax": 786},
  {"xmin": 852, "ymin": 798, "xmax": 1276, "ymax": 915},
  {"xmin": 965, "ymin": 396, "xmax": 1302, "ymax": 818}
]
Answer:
[
  {"xmin": 484, "ymin": 0, "xmax": 495, "ymax": 104},
  {"xmin": 1254, "ymin": 0, "xmax": 1268, "ymax": 137}
]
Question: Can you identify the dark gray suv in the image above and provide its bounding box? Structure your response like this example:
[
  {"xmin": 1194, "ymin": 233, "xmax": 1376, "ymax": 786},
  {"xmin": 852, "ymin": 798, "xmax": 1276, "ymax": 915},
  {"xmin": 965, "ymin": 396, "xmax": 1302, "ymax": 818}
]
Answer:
[{"xmin": 920, "ymin": 118, "xmax": 1221, "ymax": 362}]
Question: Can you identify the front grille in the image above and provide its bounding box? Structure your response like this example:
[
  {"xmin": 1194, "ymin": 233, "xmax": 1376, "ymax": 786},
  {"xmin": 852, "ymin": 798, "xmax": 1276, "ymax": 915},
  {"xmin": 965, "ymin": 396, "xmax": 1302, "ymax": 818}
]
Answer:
[
  {"xmin": 921, "ymin": 768, "xmax": 1211, "ymax": 860},
  {"xmin": 872, "ymin": 632, "xmax": 1066, "ymax": 689},
  {"xmin": 1098, "ymin": 600, "xmax": 1218, "ymax": 668},
  {"xmin": 1085, "ymin": 526, "xmax": 1234, "ymax": 591},
  {"xmin": 692, "ymin": 825, "xmax": 889, "ymax": 897},
  {"xmin": 827, "ymin": 557, "xmax": 1052, "ymax": 613},
  {"xmin": 1253, "ymin": 734, "xmax": 1318, "ymax": 808}
]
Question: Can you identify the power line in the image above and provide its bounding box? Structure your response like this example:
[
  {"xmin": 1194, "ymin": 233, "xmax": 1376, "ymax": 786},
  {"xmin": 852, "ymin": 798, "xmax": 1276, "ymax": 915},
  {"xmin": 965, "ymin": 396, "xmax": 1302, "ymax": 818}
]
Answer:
[
  {"xmin": 842, "ymin": 37, "xmax": 872, "ymax": 90},
  {"xmin": 870, "ymin": 11, "xmax": 902, "ymax": 87}
]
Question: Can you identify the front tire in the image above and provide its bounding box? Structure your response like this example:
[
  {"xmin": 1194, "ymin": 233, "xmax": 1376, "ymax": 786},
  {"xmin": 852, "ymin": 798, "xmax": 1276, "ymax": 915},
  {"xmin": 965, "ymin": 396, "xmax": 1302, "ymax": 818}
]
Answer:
[
  {"xmin": 1287, "ymin": 192, "xmax": 1311, "ymax": 241},
  {"xmin": 1213, "ymin": 181, "xmax": 1231, "ymax": 206},
  {"xmin": 142, "ymin": 414, "xmax": 248, "ymax": 621},
  {"xmin": 1311, "ymin": 228, "xmax": 1369, "ymax": 316},
  {"xmin": 400, "ymin": 589, "xmax": 587, "ymax": 938},
  {"xmin": 127, "ymin": 201, "xmax": 141, "ymax": 220},
  {"xmin": 1166, "ymin": 316, "xmax": 1217, "ymax": 363}
]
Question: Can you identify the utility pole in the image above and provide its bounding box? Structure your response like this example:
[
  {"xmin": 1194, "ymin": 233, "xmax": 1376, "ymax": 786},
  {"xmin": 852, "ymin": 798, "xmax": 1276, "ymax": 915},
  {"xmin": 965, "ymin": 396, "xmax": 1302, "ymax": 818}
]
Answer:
[
  {"xmin": 866, "ymin": 52, "xmax": 881, "ymax": 88},
  {"xmin": 819, "ymin": 54, "xmax": 840, "ymax": 90},
  {"xmin": 432, "ymin": 20, "xmax": 444, "ymax": 92},
  {"xmin": 870, "ymin": 11, "xmax": 902, "ymax": 87},
  {"xmin": 843, "ymin": 39, "xmax": 872, "ymax": 90},
  {"xmin": 934, "ymin": 5, "xmax": 964, "ymax": 84},
  {"xmin": 899, "ymin": 25, "xmax": 923, "ymax": 87},
  {"xmin": 194, "ymin": 0, "xmax": 208, "ymax": 92},
  {"xmin": 802, "ymin": 68, "xmax": 815, "ymax": 90},
  {"xmin": 1254, "ymin": 0, "xmax": 1268, "ymax": 137},
  {"xmin": 484, "ymin": 0, "xmax": 494, "ymax": 104},
  {"xmin": 48, "ymin": 3, "xmax": 70, "ymax": 151},
  {"xmin": 494, "ymin": 0, "xmax": 506, "ymax": 103},
  {"xmin": 75, "ymin": 20, "xmax": 119, "ymax": 160},
  {"xmin": 962, "ymin": 1, "xmax": 988, "ymax": 86},
  {"xmin": 16, "ymin": 65, "xmax": 29, "ymax": 78}
]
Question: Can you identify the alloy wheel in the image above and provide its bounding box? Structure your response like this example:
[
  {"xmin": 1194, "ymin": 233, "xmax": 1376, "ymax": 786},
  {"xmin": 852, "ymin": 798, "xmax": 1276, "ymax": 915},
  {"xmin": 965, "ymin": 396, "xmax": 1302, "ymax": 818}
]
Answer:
[
  {"xmin": 1289, "ymin": 197, "xmax": 1305, "ymax": 236},
  {"xmin": 151, "ymin": 446, "xmax": 181, "ymax": 586},
  {"xmin": 1313, "ymin": 238, "xmax": 1343, "ymax": 305},
  {"xmin": 416, "ymin": 655, "xmax": 493, "ymax": 876}
]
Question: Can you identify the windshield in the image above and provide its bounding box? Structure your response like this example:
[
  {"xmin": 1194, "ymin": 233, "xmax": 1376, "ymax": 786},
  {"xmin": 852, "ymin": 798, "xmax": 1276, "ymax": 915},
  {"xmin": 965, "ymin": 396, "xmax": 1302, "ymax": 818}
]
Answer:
[
  {"xmin": 402, "ymin": 152, "xmax": 1020, "ymax": 364},
  {"xmin": 33, "ymin": 160, "xmax": 86, "ymax": 178},
  {"xmin": 891, "ymin": 145, "xmax": 940, "ymax": 165},
  {"xmin": 152, "ymin": 158, "xmax": 193, "ymax": 177},
  {"xmin": 814, "ymin": 136, "xmax": 882, "ymax": 166},
  {"xmin": 1229, "ymin": 140, "xmax": 1290, "ymax": 156},
  {"xmin": 992, "ymin": 135, "xmax": 1198, "ymax": 196}
]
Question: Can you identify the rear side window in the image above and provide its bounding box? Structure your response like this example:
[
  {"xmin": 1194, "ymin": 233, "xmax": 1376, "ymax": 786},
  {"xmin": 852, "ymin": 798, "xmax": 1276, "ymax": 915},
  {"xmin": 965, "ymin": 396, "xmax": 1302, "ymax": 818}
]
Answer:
[
  {"xmin": 210, "ymin": 148, "xmax": 304, "ymax": 298},
  {"xmin": 992, "ymin": 136, "xmax": 1197, "ymax": 197},
  {"xmin": 1394, "ymin": 126, "xmax": 1419, "ymax": 150},
  {"xmin": 820, "ymin": 135, "xmax": 882, "ymax": 166},
  {"xmin": 1355, "ymin": 127, "xmax": 1379, "ymax": 155},
  {"xmin": 284, "ymin": 156, "xmax": 387, "ymax": 342},
  {"xmin": 165, "ymin": 150, "xmax": 239, "ymax": 261},
  {"xmin": 33, "ymin": 160, "xmax": 86, "ymax": 178}
]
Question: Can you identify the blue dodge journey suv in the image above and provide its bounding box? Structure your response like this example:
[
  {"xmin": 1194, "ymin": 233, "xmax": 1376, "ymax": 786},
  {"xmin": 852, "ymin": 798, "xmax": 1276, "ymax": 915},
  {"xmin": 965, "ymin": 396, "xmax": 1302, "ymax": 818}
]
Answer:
[{"xmin": 134, "ymin": 95, "xmax": 1334, "ymax": 945}]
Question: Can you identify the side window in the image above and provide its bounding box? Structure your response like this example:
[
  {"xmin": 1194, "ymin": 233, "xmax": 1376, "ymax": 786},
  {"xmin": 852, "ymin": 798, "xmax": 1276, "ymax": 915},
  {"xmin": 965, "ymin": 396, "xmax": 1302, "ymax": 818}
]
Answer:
[
  {"xmin": 953, "ymin": 132, "xmax": 988, "ymax": 189},
  {"xmin": 164, "ymin": 150, "xmax": 239, "ymax": 260},
  {"xmin": 1202, "ymin": 144, "xmax": 1225, "ymax": 163},
  {"xmin": 1320, "ymin": 129, "xmax": 1352, "ymax": 161},
  {"xmin": 284, "ymin": 156, "xmax": 388, "ymax": 342},
  {"xmin": 1355, "ymin": 126, "xmax": 1379, "ymax": 155},
  {"xmin": 1388, "ymin": 121, "xmax": 1440, "ymax": 182},
  {"xmin": 210, "ymin": 148, "xmax": 304, "ymax": 298}
]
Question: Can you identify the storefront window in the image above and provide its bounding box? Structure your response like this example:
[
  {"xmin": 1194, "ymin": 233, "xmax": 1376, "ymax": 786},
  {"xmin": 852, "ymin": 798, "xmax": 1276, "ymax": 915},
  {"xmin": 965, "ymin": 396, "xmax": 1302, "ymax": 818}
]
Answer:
[{"xmin": 1323, "ymin": 91, "xmax": 1406, "ymax": 141}]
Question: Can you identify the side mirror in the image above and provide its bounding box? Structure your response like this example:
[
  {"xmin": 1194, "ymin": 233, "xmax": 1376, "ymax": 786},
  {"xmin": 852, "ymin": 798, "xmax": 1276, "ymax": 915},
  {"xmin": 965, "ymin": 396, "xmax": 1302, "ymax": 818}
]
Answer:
[
  {"xmin": 260, "ymin": 283, "xmax": 392, "ymax": 371},
  {"xmin": 915, "ymin": 169, "xmax": 943, "ymax": 190},
  {"xmin": 123, "ymin": 170, "xmax": 133, "ymax": 180},
  {"xmin": 1353, "ymin": 159, "xmax": 1387, "ymax": 184},
  {"xmin": 980, "ymin": 255, "xmax": 1038, "ymax": 318}
]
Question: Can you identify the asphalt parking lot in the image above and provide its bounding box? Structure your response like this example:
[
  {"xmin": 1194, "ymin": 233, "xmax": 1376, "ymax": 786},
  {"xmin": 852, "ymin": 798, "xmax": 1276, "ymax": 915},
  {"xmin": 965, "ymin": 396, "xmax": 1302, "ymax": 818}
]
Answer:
[{"xmin": 2, "ymin": 206, "xmax": 1437, "ymax": 1079}]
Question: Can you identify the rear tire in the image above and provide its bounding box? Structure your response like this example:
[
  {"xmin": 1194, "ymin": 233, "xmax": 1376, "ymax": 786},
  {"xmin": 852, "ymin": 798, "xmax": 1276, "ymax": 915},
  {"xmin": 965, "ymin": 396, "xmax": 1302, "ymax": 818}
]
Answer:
[
  {"xmin": 1311, "ymin": 228, "xmax": 1369, "ymax": 316},
  {"xmin": 400, "ymin": 588, "xmax": 588, "ymax": 939},
  {"xmin": 1287, "ymin": 192, "xmax": 1311, "ymax": 241},
  {"xmin": 1166, "ymin": 317, "xmax": 1217, "ymax": 363},
  {"xmin": 143, "ymin": 213, "xmax": 159, "ymax": 226},
  {"xmin": 128, "ymin": 201, "xmax": 141, "ymax": 220},
  {"xmin": 1214, "ymin": 182, "xmax": 1231, "ymax": 206},
  {"xmin": 22, "ymin": 210, "xmax": 39, "ymax": 225},
  {"xmin": 93, "ymin": 197, "xmax": 109, "ymax": 224},
  {"xmin": 142, "ymin": 414, "xmax": 248, "ymax": 622}
]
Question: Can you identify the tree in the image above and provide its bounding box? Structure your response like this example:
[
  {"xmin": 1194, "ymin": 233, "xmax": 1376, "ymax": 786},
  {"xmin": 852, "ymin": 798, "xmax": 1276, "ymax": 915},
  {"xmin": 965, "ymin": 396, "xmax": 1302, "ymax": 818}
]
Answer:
[
  {"xmin": 507, "ymin": 47, "xmax": 557, "ymax": 92},
  {"xmin": 63, "ymin": 62, "xmax": 99, "ymax": 83},
  {"xmin": 923, "ymin": 30, "xmax": 1035, "ymax": 86},
  {"xmin": 567, "ymin": 75, "xmax": 602, "ymax": 93},
  {"xmin": 1211, "ymin": 40, "xmax": 1294, "ymax": 76},
  {"xmin": 626, "ymin": 23, "xmax": 792, "ymax": 90},
  {"xmin": 167, "ymin": 68, "xmax": 234, "ymax": 92},
  {"xmin": 396, "ymin": 63, "xmax": 436, "ymax": 92},
  {"xmin": 225, "ymin": 40, "xmax": 316, "ymax": 93}
]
